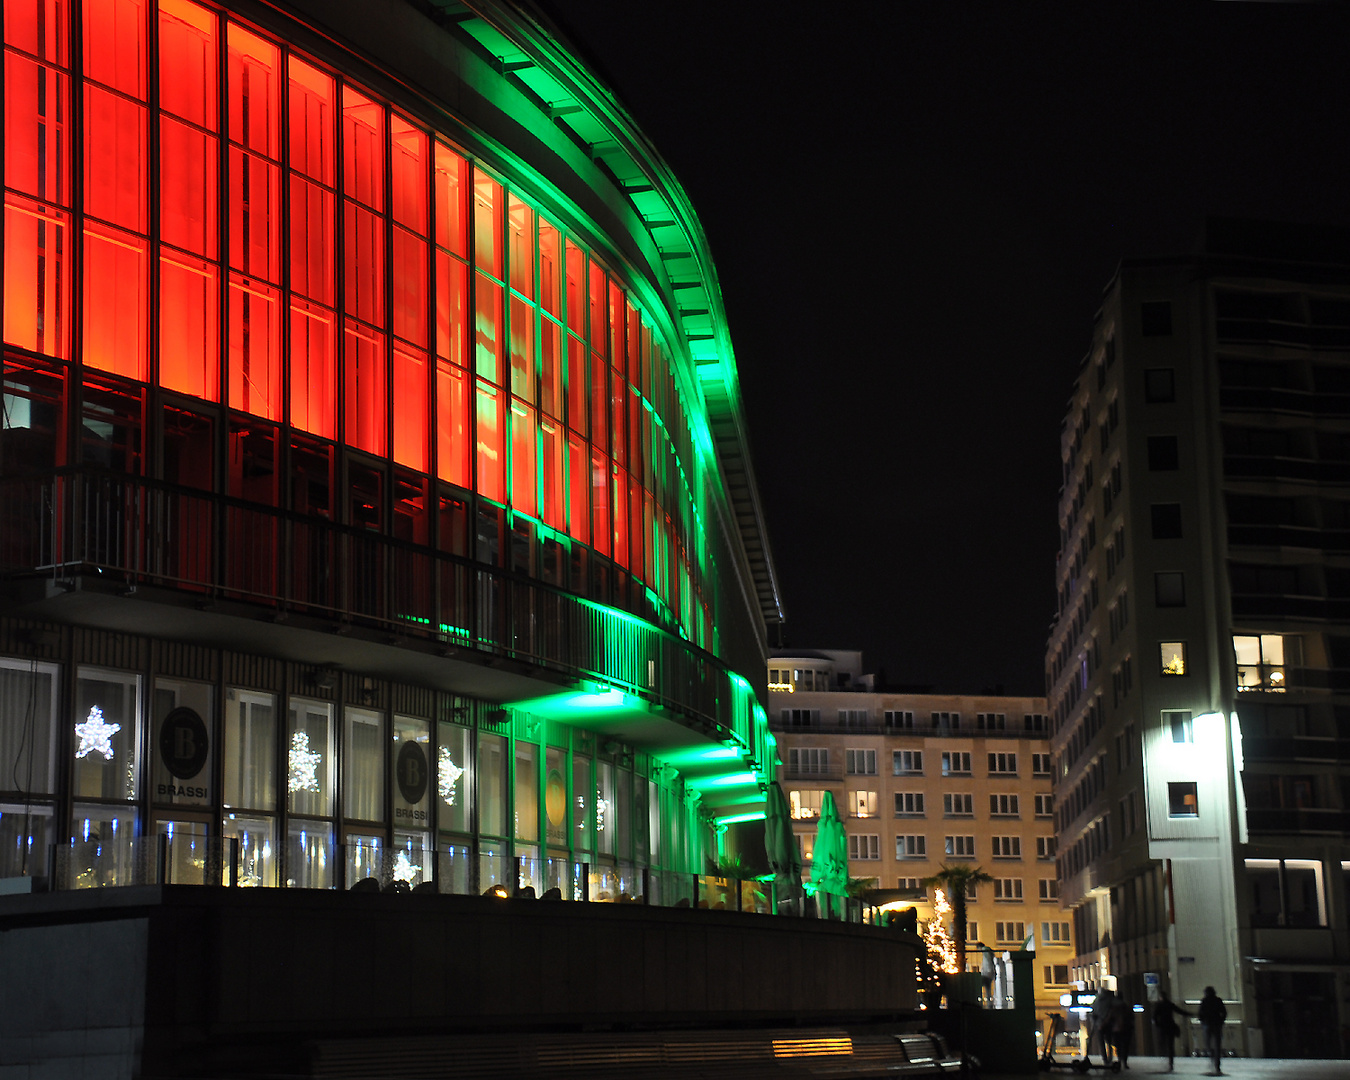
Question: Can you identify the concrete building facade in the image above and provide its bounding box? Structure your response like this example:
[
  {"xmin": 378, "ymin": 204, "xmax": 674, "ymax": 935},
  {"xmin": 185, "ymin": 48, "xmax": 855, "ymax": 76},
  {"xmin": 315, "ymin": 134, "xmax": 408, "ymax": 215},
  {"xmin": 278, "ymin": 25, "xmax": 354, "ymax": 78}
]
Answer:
[
  {"xmin": 768, "ymin": 649, "xmax": 1072, "ymax": 1030},
  {"xmin": 1046, "ymin": 220, "xmax": 1350, "ymax": 1059}
]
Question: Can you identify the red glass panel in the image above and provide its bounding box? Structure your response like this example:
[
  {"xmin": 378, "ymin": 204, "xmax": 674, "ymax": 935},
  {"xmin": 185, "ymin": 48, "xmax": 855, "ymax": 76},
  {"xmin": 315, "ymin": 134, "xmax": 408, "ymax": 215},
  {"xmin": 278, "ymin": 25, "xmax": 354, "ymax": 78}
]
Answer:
[
  {"xmin": 393, "ymin": 470, "xmax": 428, "ymax": 543},
  {"xmin": 566, "ymin": 334, "xmax": 586, "ymax": 437},
  {"xmin": 590, "ymin": 448, "xmax": 609, "ymax": 556},
  {"xmin": 342, "ymin": 86, "xmax": 383, "ymax": 211},
  {"xmin": 630, "ymin": 475, "xmax": 644, "ymax": 581},
  {"xmin": 227, "ymin": 24, "xmax": 280, "ymax": 159},
  {"xmin": 609, "ymin": 281, "xmax": 624, "ymax": 371},
  {"xmin": 567, "ymin": 433, "xmax": 587, "ymax": 544},
  {"xmin": 588, "ymin": 262, "xmax": 605, "ymax": 354},
  {"xmin": 565, "ymin": 240, "xmax": 584, "ymax": 335},
  {"xmin": 343, "ymin": 200, "xmax": 385, "ymax": 327},
  {"xmin": 160, "ymin": 115, "xmax": 217, "ymax": 257},
  {"xmin": 4, "ymin": 0, "xmax": 69, "ymax": 65},
  {"xmin": 644, "ymin": 490, "xmax": 656, "ymax": 586},
  {"xmin": 159, "ymin": 250, "xmax": 219, "ymax": 400},
  {"xmin": 391, "ymin": 226, "xmax": 427, "ymax": 347},
  {"xmin": 392, "ymin": 343, "xmax": 428, "ymax": 471},
  {"xmin": 509, "ymin": 294, "xmax": 533, "ymax": 401},
  {"xmin": 4, "ymin": 53, "xmax": 68, "ymax": 203},
  {"xmin": 610, "ymin": 368, "xmax": 625, "ymax": 467},
  {"xmin": 288, "ymin": 299, "xmax": 335, "ymax": 438},
  {"xmin": 474, "ymin": 273, "xmax": 502, "ymax": 384},
  {"xmin": 507, "ymin": 195, "xmax": 533, "ymax": 299},
  {"xmin": 3, "ymin": 194, "xmax": 70, "ymax": 358},
  {"xmin": 590, "ymin": 350, "xmax": 607, "ymax": 455},
  {"xmin": 435, "ymin": 358, "xmax": 469, "ymax": 489},
  {"xmin": 158, "ymin": 0, "xmax": 215, "ymax": 129},
  {"xmin": 343, "ymin": 319, "xmax": 386, "ymax": 456},
  {"xmin": 227, "ymin": 274, "xmax": 281, "ymax": 419},
  {"xmin": 83, "ymin": 84, "xmax": 146, "ymax": 230},
  {"xmin": 82, "ymin": 222, "xmax": 147, "ymax": 379},
  {"xmin": 472, "ymin": 168, "xmax": 501, "ymax": 280},
  {"xmin": 287, "ymin": 56, "xmax": 333, "ymax": 185},
  {"xmin": 628, "ymin": 385, "xmax": 642, "ymax": 477},
  {"xmin": 433, "ymin": 141, "xmax": 466, "ymax": 258},
  {"xmin": 228, "ymin": 146, "xmax": 280, "ymax": 280},
  {"xmin": 612, "ymin": 465, "xmax": 628, "ymax": 570},
  {"xmin": 539, "ymin": 219, "xmax": 560, "ymax": 320},
  {"xmin": 288, "ymin": 174, "xmax": 334, "ymax": 304},
  {"xmin": 540, "ymin": 316, "xmax": 561, "ymax": 419},
  {"xmin": 434, "ymin": 250, "xmax": 467, "ymax": 367},
  {"xmin": 510, "ymin": 398, "xmax": 536, "ymax": 517},
  {"xmin": 391, "ymin": 115, "xmax": 426, "ymax": 234},
  {"xmin": 475, "ymin": 379, "xmax": 504, "ymax": 503},
  {"xmin": 83, "ymin": 0, "xmax": 145, "ymax": 98},
  {"xmin": 540, "ymin": 416, "xmax": 563, "ymax": 531}
]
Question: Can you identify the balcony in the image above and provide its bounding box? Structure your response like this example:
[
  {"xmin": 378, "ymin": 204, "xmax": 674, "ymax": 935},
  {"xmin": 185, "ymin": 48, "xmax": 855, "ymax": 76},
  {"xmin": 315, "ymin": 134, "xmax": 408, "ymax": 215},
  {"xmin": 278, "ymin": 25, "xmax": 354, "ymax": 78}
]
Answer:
[
  {"xmin": 1245, "ymin": 807, "xmax": 1350, "ymax": 835},
  {"xmin": 0, "ymin": 470, "xmax": 770, "ymax": 764}
]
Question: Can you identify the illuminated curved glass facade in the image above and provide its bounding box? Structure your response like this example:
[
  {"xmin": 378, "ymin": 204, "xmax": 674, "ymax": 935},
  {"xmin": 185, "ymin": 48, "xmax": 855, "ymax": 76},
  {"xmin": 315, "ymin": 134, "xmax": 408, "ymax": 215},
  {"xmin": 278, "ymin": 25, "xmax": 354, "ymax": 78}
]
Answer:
[{"xmin": 1, "ymin": 0, "xmax": 779, "ymax": 893}]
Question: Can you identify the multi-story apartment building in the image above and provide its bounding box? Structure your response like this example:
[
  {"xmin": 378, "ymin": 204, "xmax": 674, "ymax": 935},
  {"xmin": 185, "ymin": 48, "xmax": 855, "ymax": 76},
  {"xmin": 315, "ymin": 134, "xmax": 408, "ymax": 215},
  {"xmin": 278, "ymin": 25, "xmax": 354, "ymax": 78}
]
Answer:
[
  {"xmin": 769, "ymin": 649, "xmax": 1071, "ymax": 1027},
  {"xmin": 1046, "ymin": 220, "xmax": 1350, "ymax": 1059}
]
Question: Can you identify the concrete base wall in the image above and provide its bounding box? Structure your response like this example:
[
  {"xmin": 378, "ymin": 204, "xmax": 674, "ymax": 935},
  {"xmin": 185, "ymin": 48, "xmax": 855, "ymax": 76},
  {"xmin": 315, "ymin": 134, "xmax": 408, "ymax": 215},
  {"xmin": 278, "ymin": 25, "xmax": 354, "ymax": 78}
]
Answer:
[{"xmin": 1, "ymin": 887, "xmax": 921, "ymax": 1077}]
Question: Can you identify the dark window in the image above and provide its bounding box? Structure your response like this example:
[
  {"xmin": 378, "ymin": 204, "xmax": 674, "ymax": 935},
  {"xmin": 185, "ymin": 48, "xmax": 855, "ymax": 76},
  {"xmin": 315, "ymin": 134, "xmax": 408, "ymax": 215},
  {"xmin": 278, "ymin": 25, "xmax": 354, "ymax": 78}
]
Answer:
[
  {"xmin": 1148, "ymin": 436, "xmax": 1179, "ymax": 471},
  {"xmin": 162, "ymin": 407, "xmax": 215, "ymax": 491},
  {"xmin": 1155, "ymin": 572, "xmax": 1186, "ymax": 607},
  {"xmin": 1151, "ymin": 503, "xmax": 1183, "ymax": 539},
  {"xmin": 1141, "ymin": 301, "xmax": 1173, "ymax": 337},
  {"xmin": 1144, "ymin": 368, "xmax": 1175, "ymax": 403},
  {"xmin": 1168, "ymin": 781, "xmax": 1198, "ymax": 817}
]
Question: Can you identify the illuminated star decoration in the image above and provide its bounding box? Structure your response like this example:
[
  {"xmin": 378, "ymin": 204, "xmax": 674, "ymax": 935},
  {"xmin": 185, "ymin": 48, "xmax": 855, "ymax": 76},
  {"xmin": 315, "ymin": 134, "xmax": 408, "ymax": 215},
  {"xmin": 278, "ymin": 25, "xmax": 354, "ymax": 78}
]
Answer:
[
  {"xmin": 75, "ymin": 705, "xmax": 120, "ymax": 760},
  {"xmin": 437, "ymin": 747, "xmax": 463, "ymax": 804},
  {"xmin": 393, "ymin": 850, "xmax": 419, "ymax": 883},
  {"xmin": 596, "ymin": 797, "xmax": 611, "ymax": 833},
  {"xmin": 288, "ymin": 730, "xmax": 322, "ymax": 794}
]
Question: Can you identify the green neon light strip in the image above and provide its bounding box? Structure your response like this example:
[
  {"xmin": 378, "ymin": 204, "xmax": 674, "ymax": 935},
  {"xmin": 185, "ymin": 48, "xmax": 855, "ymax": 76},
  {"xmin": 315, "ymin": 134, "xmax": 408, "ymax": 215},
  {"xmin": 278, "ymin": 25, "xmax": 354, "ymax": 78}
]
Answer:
[{"xmin": 715, "ymin": 811, "xmax": 766, "ymax": 826}]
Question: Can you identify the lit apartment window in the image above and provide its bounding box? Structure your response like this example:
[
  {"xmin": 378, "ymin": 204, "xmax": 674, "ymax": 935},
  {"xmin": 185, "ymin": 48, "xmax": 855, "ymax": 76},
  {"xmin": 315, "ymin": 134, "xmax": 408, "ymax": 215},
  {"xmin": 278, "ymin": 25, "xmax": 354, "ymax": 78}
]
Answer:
[
  {"xmin": 1034, "ymin": 794, "xmax": 1053, "ymax": 817},
  {"xmin": 941, "ymin": 752, "xmax": 971, "ymax": 776},
  {"xmin": 895, "ymin": 834, "xmax": 926, "ymax": 859},
  {"xmin": 894, "ymin": 792, "xmax": 925, "ymax": 816},
  {"xmin": 1160, "ymin": 641, "xmax": 1187, "ymax": 676},
  {"xmin": 992, "ymin": 836, "xmax": 1021, "ymax": 859},
  {"xmin": 943, "ymin": 793, "xmax": 973, "ymax": 816},
  {"xmin": 990, "ymin": 793, "xmax": 1020, "ymax": 816},
  {"xmin": 1039, "ymin": 879, "xmax": 1059, "ymax": 901},
  {"xmin": 789, "ymin": 789, "xmax": 824, "ymax": 820},
  {"xmin": 848, "ymin": 834, "xmax": 880, "ymax": 861},
  {"xmin": 846, "ymin": 748, "xmax": 877, "ymax": 775},
  {"xmin": 850, "ymin": 790, "xmax": 878, "ymax": 818},
  {"xmin": 988, "ymin": 752, "xmax": 1018, "ymax": 776},
  {"xmin": 945, "ymin": 835, "xmax": 976, "ymax": 858},
  {"xmin": 994, "ymin": 878, "xmax": 1023, "ymax": 902},
  {"xmin": 1168, "ymin": 781, "xmax": 1199, "ymax": 817},
  {"xmin": 1234, "ymin": 633, "xmax": 1301, "ymax": 693},
  {"xmin": 893, "ymin": 750, "xmax": 923, "ymax": 775}
]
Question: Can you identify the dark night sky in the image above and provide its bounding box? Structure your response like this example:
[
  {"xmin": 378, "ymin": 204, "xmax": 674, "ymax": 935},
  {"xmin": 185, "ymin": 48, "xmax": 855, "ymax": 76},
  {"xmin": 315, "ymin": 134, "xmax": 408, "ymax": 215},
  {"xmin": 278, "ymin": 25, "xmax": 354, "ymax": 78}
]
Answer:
[{"xmin": 541, "ymin": 1, "xmax": 1350, "ymax": 695}]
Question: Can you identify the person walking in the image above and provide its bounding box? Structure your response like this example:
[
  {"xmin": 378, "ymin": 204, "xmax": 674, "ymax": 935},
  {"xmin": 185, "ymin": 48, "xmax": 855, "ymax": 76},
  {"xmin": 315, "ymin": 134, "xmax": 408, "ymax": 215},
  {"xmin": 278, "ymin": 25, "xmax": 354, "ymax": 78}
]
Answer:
[
  {"xmin": 1108, "ymin": 998, "xmax": 1135, "ymax": 1069},
  {"xmin": 1090, "ymin": 985, "xmax": 1118, "ymax": 1066},
  {"xmin": 1151, "ymin": 991, "xmax": 1191, "ymax": 1072},
  {"xmin": 1198, "ymin": 986, "xmax": 1228, "ymax": 1075}
]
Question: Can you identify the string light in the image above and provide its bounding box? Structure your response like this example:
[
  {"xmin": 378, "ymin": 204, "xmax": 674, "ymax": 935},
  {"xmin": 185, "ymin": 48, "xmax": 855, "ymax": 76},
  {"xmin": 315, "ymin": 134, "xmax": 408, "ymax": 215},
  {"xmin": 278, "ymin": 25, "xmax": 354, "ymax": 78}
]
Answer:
[
  {"xmin": 438, "ymin": 747, "xmax": 463, "ymax": 804},
  {"xmin": 288, "ymin": 731, "xmax": 322, "ymax": 793},
  {"xmin": 924, "ymin": 888, "xmax": 959, "ymax": 974},
  {"xmin": 75, "ymin": 706, "xmax": 120, "ymax": 760}
]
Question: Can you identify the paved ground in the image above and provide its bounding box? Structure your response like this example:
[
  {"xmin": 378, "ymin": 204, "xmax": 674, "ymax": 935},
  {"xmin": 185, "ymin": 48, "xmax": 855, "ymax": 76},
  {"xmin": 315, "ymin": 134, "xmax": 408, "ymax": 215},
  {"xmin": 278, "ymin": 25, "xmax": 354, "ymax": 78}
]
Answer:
[{"xmin": 993, "ymin": 1057, "xmax": 1348, "ymax": 1080}]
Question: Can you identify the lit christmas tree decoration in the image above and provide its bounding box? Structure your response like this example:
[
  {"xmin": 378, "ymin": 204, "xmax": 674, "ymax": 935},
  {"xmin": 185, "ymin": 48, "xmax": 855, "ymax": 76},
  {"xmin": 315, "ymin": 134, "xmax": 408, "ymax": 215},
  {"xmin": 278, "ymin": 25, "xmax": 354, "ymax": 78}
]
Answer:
[
  {"xmin": 288, "ymin": 731, "xmax": 322, "ymax": 794},
  {"xmin": 75, "ymin": 706, "xmax": 120, "ymax": 760},
  {"xmin": 393, "ymin": 850, "xmax": 419, "ymax": 883},
  {"xmin": 437, "ymin": 747, "xmax": 463, "ymax": 804},
  {"xmin": 924, "ymin": 888, "xmax": 959, "ymax": 974}
]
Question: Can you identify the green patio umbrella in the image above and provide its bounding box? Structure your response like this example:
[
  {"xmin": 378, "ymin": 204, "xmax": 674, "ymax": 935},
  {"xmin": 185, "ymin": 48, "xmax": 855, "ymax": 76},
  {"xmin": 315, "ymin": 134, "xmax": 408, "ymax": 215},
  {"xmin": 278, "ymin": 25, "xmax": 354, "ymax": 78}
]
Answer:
[
  {"xmin": 811, "ymin": 789, "xmax": 848, "ymax": 918},
  {"xmin": 763, "ymin": 781, "xmax": 803, "ymax": 911}
]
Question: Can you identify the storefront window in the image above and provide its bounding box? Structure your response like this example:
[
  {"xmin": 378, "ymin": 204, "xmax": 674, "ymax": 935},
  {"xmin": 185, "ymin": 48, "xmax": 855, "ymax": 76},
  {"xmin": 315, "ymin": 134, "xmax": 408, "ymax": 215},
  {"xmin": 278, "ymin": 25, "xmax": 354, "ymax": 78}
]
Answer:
[
  {"xmin": 0, "ymin": 659, "xmax": 58, "ymax": 797},
  {"xmin": 514, "ymin": 740, "xmax": 537, "ymax": 842},
  {"xmin": 223, "ymin": 688, "xmax": 276, "ymax": 809},
  {"xmin": 478, "ymin": 839, "xmax": 505, "ymax": 891},
  {"xmin": 544, "ymin": 746, "xmax": 567, "ymax": 846},
  {"xmin": 393, "ymin": 715, "xmax": 431, "ymax": 886},
  {"xmin": 68, "ymin": 804, "xmax": 138, "ymax": 888},
  {"xmin": 0, "ymin": 804, "xmax": 54, "ymax": 879},
  {"xmin": 151, "ymin": 677, "xmax": 213, "ymax": 808},
  {"xmin": 287, "ymin": 696, "xmax": 333, "ymax": 817},
  {"xmin": 572, "ymin": 754, "xmax": 591, "ymax": 852},
  {"xmin": 222, "ymin": 811, "xmax": 275, "ymax": 886},
  {"xmin": 73, "ymin": 667, "xmax": 141, "ymax": 800},
  {"xmin": 436, "ymin": 720, "xmax": 471, "ymax": 834},
  {"xmin": 342, "ymin": 706, "xmax": 384, "ymax": 822},
  {"xmin": 595, "ymin": 760, "xmax": 614, "ymax": 856},
  {"xmin": 615, "ymin": 766, "xmax": 631, "ymax": 860},
  {"xmin": 155, "ymin": 818, "xmax": 209, "ymax": 885},
  {"xmin": 286, "ymin": 818, "xmax": 332, "ymax": 888},
  {"xmin": 478, "ymin": 732, "xmax": 506, "ymax": 837},
  {"xmin": 437, "ymin": 840, "xmax": 472, "ymax": 894},
  {"xmin": 344, "ymin": 830, "xmax": 382, "ymax": 886}
]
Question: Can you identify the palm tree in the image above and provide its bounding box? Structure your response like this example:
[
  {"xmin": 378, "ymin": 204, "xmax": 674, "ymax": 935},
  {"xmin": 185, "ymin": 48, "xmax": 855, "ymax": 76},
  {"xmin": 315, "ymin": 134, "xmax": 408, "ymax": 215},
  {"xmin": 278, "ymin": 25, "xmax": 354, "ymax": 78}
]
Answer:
[{"xmin": 922, "ymin": 863, "xmax": 993, "ymax": 967}]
